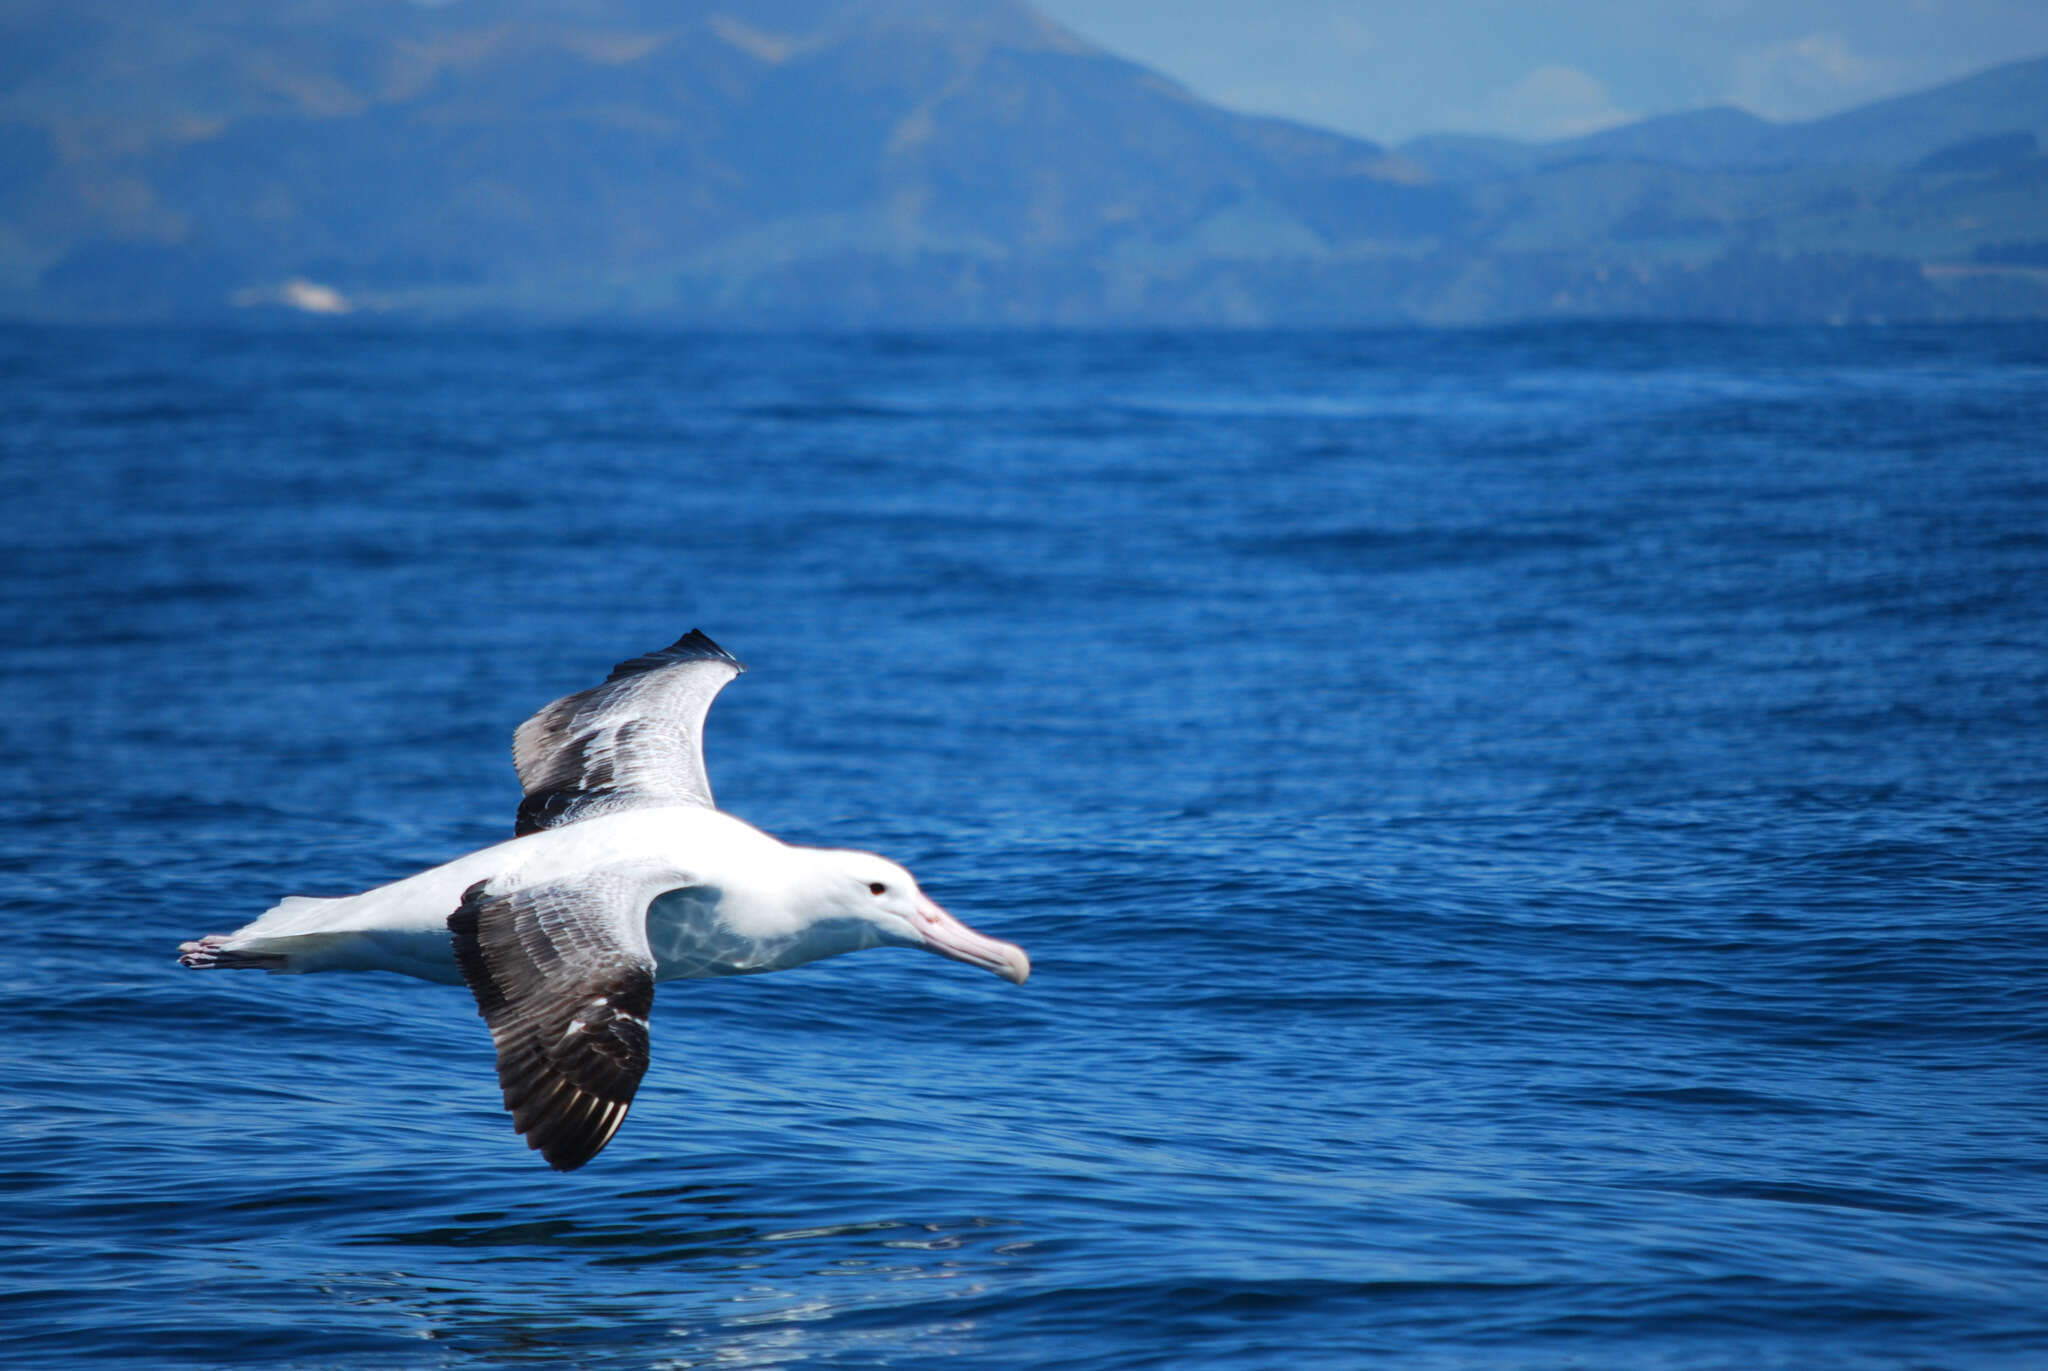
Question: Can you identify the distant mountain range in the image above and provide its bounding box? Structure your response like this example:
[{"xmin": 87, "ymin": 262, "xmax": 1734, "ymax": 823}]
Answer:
[
  {"xmin": 3, "ymin": 0, "xmax": 2045, "ymax": 324},
  {"xmin": 1401, "ymin": 55, "xmax": 2048, "ymax": 178}
]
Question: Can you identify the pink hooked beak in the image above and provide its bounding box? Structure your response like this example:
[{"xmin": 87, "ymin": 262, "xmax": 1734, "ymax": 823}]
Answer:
[{"xmin": 910, "ymin": 891, "xmax": 1030, "ymax": 985}]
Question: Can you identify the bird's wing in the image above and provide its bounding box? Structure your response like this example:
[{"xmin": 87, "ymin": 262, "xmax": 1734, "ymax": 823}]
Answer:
[
  {"xmin": 449, "ymin": 863, "xmax": 683, "ymax": 1171},
  {"xmin": 511, "ymin": 629, "xmax": 746, "ymax": 836}
]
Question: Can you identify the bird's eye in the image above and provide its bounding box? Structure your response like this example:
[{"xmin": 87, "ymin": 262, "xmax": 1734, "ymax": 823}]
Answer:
[{"xmin": 868, "ymin": 882, "xmax": 887, "ymax": 896}]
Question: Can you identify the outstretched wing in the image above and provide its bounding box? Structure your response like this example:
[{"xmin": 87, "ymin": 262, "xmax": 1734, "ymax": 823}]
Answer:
[
  {"xmin": 512, "ymin": 629, "xmax": 746, "ymax": 836},
  {"xmin": 449, "ymin": 865, "xmax": 680, "ymax": 1171}
]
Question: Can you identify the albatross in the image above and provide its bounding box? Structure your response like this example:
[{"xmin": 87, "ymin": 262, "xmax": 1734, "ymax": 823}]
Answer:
[{"xmin": 178, "ymin": 630, "xmax": 1029, "ymax": 1171}]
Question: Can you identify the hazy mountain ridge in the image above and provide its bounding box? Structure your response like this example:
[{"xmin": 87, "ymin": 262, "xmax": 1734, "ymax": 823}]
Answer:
[
  {"xmin": 1401, "ymin": 55, "xmax": 2048, "ymax": 179},
  {"xmin": 2, "ymin": 0, "xmax": 2044, "ymax": 323}
]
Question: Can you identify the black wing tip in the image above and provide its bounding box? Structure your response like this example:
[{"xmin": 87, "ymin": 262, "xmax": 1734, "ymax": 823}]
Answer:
[
  {"xmin": 605, "ymin": 628, "xmax": 746, "ymax": 683},
  {"xmin": 526, "ymin": 1097, "xmax": 631, "ymax": 1171}
]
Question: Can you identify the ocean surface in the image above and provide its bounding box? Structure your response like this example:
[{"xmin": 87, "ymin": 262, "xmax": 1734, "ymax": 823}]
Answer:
[{"xmin": 3, "ymin": 323, "xmax": 2045, "ymax": 1370}]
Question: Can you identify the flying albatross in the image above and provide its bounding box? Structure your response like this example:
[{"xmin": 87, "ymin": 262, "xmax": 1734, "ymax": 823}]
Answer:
[{"xmin": 178, "ymin": 630, "xmax": 1029, "ymax": 1171}]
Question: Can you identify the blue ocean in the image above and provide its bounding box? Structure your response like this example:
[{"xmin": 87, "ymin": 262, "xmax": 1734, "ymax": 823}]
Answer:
[{"xmin": 3, "ymin": 323, "xmax": 2045, "ymax": 1370}]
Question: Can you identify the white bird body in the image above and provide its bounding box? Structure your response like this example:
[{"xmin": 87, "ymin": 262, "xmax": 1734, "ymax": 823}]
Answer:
[
  {"xmin": 178, "ymin": 629, "xmax": 1028, "ymax": 1170},
  {"xmin": 205, "ymin": 806, "xmax": 911, "ymax": 985}
]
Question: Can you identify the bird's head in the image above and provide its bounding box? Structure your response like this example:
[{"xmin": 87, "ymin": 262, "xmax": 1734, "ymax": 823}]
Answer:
[{"xmin": 821, "ymin": 849, "xmax": 1031, "ymax": 985}]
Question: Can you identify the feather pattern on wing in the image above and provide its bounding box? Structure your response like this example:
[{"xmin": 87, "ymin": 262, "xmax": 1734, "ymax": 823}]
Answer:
[
  {"xmin": 512, "ymin": 629, "xmax": 746, "ymax": 836},
  {"xmin": 448, "ymin": 864, "xmax": 683, "ymax": 1171}
]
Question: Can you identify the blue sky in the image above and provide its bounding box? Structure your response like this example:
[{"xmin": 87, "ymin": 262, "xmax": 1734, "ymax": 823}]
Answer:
[{"xmin": 1030, "ymin": 1, "xmax": 2048, "ymax": 144}]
